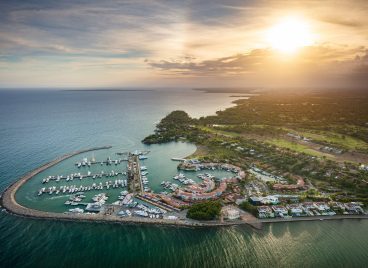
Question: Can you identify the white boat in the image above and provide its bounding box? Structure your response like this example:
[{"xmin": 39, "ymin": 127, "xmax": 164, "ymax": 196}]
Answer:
[
  {"xmin": 134, "ymin": 210, "xmax": 148, "ymax": 217},
  {"xmin": 117, "ymin": 210, "xmax": 126, "ymax": 216},
  {"xmin": 69, "ymin": 208, "xmax": 84, "ymax": 213}
]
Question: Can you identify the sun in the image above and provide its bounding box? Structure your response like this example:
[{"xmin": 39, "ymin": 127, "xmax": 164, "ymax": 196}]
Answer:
[{"xmin": 266, "ymin": 16, "xmax": 314, "ymax": 54}]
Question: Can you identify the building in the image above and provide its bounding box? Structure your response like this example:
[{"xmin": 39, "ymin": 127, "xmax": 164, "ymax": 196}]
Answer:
[
  {"xmin": 249, "ymin": 196, "xmax": 263, "ymax": 205},
  {"xmin": 249, "ymin": 195, "xmax": 279, "ymax": 205},
  {"xmin": 176, "ymin": 181, "xmax": 227, "ymax": 201},
  {"xmin": 287, "ymin": 204, "xmax": 304, "ymax": 216},
  {"xmin": 222, "ymin": 206, "xmax": 240, "ymax": 220},
  {"xmin": 271, "ymin": 205, "xmax": 288, "ymax": 217},
  {"xmin": 344, "ymin": 202, "xmax": 365, "ymax": 214},
  {"xmin": 257, "ymin": 206, "xmax": 275, "ymax": 218}
]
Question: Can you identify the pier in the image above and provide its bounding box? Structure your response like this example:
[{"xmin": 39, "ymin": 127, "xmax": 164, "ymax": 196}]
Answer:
[
  {"xmin": 127, "ymin": 154, "xmax": 143, "ymax": 194},
  {"xmin": 38, "ymin": 179, "xmax": 127, "ymax": 196},
  {"xmin": 75, "ymin": 158, "xmax": 127, "ymax": 167},
  {"xmin": 135, "ymin": 195, "xmax": 175, "ymax": 212},
  {"xmin": 42, "ymin": 171, "xmax": 126, "ymax": 184}
]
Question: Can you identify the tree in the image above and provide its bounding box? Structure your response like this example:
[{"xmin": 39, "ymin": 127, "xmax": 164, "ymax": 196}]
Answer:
[{"xmin": 186, "ymin": 201, "xmax": 222, "ymax": 220}]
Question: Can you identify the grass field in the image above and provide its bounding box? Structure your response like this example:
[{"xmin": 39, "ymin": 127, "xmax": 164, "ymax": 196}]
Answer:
[
  {"xmin": 266, "ymin": 139, "xmax": 335, "ymax": 159},
  {"xmin": 199, "ymin": 126, "xmax": 241, "ymax": 137},
  {"xmin": 283, "ymin": 128, "xmax": 368, "ymax": 151}
]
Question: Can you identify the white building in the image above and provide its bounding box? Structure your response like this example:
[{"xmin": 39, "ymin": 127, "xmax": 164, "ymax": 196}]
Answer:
[{"xmin": 222, "ymin": 207, "xmax": 240, "ymax": 220}]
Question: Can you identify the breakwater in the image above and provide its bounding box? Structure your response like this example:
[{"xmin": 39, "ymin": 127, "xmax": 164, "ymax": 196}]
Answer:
[{"xmin": 1, "ymin": 146, "xmax": 367, "ymax": 229}]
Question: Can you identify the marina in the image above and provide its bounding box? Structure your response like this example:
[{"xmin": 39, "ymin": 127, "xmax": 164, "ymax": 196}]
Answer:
[
  {"xmin": 41, "ymin": 171, "xmax": 127, "ymax": 184},
  {"xmin": 2, "ymin": 144, "xmax": 366, "ymax": 229},
  {"xmin": 1, "ymin": 145, "xmax": 248, "ymax": 226}
]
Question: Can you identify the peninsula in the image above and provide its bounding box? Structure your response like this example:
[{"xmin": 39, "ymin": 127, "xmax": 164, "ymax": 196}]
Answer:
[
  {"xmin": 1, "ymin": 90, "xmax": 367, "ymax": 229},
  {"xmin": 142, "ymin": 90, "xmax": 368, "ymax": 222}
]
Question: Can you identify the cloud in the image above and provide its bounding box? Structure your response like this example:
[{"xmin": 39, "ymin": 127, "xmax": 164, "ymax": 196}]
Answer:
[
  {"xmin": 146, "ymin": 45, "xmax": 368, "ymax": 87},
  {"xmin": 147, "ymin": 46, "xmax": 366, "ymax": 73},
  {"xmin": 0, "ymin": 0, "xmax": 368, "ymax": 87}
]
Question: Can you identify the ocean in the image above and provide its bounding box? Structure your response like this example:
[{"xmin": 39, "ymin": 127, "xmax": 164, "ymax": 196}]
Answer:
[{"xmin": 0, "ymin": 89, "xmax": 367, "ymax": 267}]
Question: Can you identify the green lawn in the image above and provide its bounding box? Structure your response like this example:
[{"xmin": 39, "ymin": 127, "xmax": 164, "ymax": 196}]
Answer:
[
  {"xmin": 283, "ymin": 128, "xmax": 368, "ymax": 151},
  {"xmin": 199, "ymin": 126, "xmax": 241, "ymax": 137},
  {"xmin": 266, "ymin": 139, "xmax": 334, "ymax": 158}
]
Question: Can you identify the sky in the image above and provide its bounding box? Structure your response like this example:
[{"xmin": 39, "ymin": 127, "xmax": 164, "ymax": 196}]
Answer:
[{"xmin": 0, "ymin": 0, "xmax": 367, "ymax": 89}]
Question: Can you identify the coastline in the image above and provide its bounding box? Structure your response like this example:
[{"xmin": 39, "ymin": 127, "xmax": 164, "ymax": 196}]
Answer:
[
  {"xmin": 1, "ymin": 146, "xmax": 367, "ymax": 229},
  {"xmin": 0, "ymin": 146, "xmax": 234, "ymax": 228}
]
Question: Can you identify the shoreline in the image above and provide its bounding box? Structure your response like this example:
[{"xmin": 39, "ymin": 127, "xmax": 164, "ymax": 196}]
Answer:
[
  {"xmin": 260, "ymin": 214, "xmax": 368, "ymax": 224},
  {"xmin": 1, "ymin": 147, "xmax": 367, "ymax": 229}
]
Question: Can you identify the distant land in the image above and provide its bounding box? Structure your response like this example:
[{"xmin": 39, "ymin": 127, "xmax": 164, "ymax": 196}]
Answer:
[
  {"xmin": 193, "ymin": 88, "xmax": 259, "ymax": 93},
  {"xmin": 65, "ymin": 89, "xmax": 154, "ymax": 92}
]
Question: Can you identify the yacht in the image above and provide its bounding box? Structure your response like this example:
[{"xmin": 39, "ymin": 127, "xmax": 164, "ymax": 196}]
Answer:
[
  {"xmin": 134, "ymin": 210, "xmax": 148, "ymax": 217},
  {"xmin": 69, "ymin": 208, "xmax": 84, "ymax": 213}
]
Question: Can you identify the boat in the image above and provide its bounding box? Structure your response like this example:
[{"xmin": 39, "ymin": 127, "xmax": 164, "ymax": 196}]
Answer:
[
  {"xmin": 86, "ymin": 203, "xmax": 103, "ymax": 212},
  {"xmin": 117, "ymin": 210, "xmax": 126, "ymax": 217},
  {"xmin": 134, "ymin": 210, "xmax": 148, "ymax": 217},
  {"xmin": 69, "ymin": 208, "xmax": 84, "ymax": 213}
]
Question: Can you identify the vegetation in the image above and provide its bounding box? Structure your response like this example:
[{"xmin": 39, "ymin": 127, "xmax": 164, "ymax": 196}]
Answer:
[
  {"xmin": 186, "ymin": 201, "xmax": 222, "ymax": 220},
  {"xmin": 142, "ymin": 110, "xmax": 195, "ymax": 144},
  {"xmin": 143, "ymin": 90, "xmax": 368, "ymax": 202},
  {"xmin": 266, "ymin": 139, "xmax": 331, "ymax": 158},
  {"xmin": 239, "ymin": 201, "xmax": 258, "ymax": 216}
]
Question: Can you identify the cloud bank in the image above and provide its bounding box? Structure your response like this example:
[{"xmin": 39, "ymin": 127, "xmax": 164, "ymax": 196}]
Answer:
[{"xmin": 0, "ymin": 0, "xmax": 367, "ymax": 88}]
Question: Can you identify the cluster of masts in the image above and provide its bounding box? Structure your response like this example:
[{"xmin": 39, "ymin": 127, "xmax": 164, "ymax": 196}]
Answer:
[
  {"xmin": 38, "ymin": 179, "xmax": 128, "ymax": 196},
  {"xmin": 173, "ymin": 173, "xmax": 196, "ymax": 185},
  {"xmin": 75, "ymin": 156, "xmax": 127, "ymax": 168},
  {"xmin": 42, "ymin": 170, "xmax": 126, "ymax": 184},
  {"xmin": 160, "ymin": 181, "xmax": 180, "ymax": 192}
]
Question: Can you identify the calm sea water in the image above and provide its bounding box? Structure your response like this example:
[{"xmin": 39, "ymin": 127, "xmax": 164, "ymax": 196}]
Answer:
[{"xmin": 0, "ymin": 89, "xmax": 367, "ymax": 267}]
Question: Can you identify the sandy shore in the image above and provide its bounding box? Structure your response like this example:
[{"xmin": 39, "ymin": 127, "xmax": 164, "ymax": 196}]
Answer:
[{"xmin": 185, "ymin": 145, "xmax": 209, "ymax": 159}]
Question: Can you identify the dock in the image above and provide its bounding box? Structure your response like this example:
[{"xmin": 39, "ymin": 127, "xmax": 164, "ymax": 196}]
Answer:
[
  {"xmin": 127, "ymin": 154, "xmax": 143, "ymax": 194},
  {"xmin": 42, "ymin": 171, "xmax": 126, "ymax": 184},
  {"xmin": 135, "ymin": 195, "xmax": 176, "ymax": 212}
]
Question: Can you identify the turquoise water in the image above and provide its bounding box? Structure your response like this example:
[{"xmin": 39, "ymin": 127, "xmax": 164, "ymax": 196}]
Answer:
[
  {"xmin": 15, "ymin": 143, "xmax": 234, "ymax": 213},
  {"xmin": 0, "ymin": 89, "xmax": 367, "ymax": 267}
]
